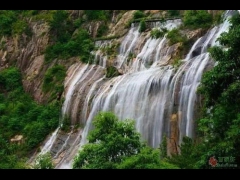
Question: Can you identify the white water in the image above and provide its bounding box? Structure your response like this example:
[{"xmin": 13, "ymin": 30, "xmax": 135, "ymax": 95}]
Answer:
[{"xmin": 40, "ymin": 127, "xmax": 60, "ymax": 155}]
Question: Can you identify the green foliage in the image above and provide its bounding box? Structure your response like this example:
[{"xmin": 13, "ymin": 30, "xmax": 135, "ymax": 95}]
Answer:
[
  {"xmin": 117, "ymin": 145, "xmax": 179, "ymax": 169},
  {"xmin": 159, "ymin": 135, "xmax": 167, "ymax": 159},
  {"xmin": 106, "ymin": 66, "xmax": 120, "ymax": 78},
  {"xmin": 127, "ymin": 52, "xmax": 136, "ymax": 64},
  {"xmin": 167, "ymin": 10, "xmax": 181, "ymax": 17},
  {"xmin": 166, "ymin": 28, "xmax": 188, "ymax": 46},
  {"xmin": 33, "ymin": 152, "xmax": 54, "ymax": 169},
  {"xmin": 133, "ymin": 10, "xmax": 145, "ymax": 20},
  {"xmin": 183, "ymin": 10, "xmax": 213, "ymax": 29},
  {"xmin": 196, "ymin": 13, "xmax": 240, "ymax": 168},
  {"xmin": 0, "ymin": 10, "xmax": 32, "ymax": 37},
  {"xmin": 167, "ymin": 136, "xmax": 199, "ymax": 169},
  {"xmin": 43, "ymin": 65, "xmax": 66, "ymax": 95},
  {"xmin": 73, "ymin": 111, "xmax": 143, "ymax": 169},
  {"xmin": 49, "ymin": 10, "xmax": 73, "ymax": 44},
  {"xmin": 60, "ymin": 115, "xmax": 71, "ymax": 132},
  {"xmin": 150, "ymin": 28, "xmax": 168, "ymax": 39},
  {"xmin": 0, "ymin": 67, "xmax": 60, "ymax": 167},
  {"xmin": 96, "ymin": 23, "xmax": 109, "ymax": 37},
  {"xmin": 0, "ymin": 67, "xmax": 22, "ymax": 91},
  {"xmin": 212, "ymin": 11, "xmax": 225, "ymax": 25},
  {"xmin": 45, "ymin": 28, "xmax": 94, "ymax": 63},
  {"xmin": 84, "ymin": 10, "xmax": 110, "ymax": 21},
  {"xmin": 45, "ymin": 10, "xmax": 94, "ymax": 63},
  {"xmin": 99, "ymin": 42, "xmax": 119, "ymax": 59},
  {"xmin": 0, "ymin": 10, "xmax": 18, "ymax": 36},
  {"xmin": 139, "ymin": 19, "xmax": 147, "ymax": 33}
]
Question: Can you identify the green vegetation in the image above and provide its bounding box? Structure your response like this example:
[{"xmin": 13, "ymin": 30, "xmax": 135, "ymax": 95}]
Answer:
[
  {"xmin": 60, "ymin": 115, "xmax": 71, "ymax": 132},
  {"xmin": 116, "ymin": 145, "xmax": 178, "ymax": 169},
  {"xmin": 44, "ymin": 10, "xmax": 95, "ymax": 64},
  {"xmin": 195, "ymin": 13, "xmax": 240, "ymax": 168},
  {"xmin": 73, "ymin": 111, "xmax": 178, "ymax": 169},
  {"xmin": 0, "ymin": 10, "xmax": 32, "ymax": 37},
  {"xmin": 0, "ymin": 67, "xmax": 60, "ymax": 168},
  {"xmin": 127, "ymin": 52, "xmax": 136, "ymax": 65},
  {"xmin": 42, "ymin": 65, "xmax": 66, "ymax": 101},
  {"xmin": 166, "ymin": 27, "xmax": 191, "ymax": 62},
  {"xmin": 126, "ymin": 10, "xmax": 146, "ymax": 28},
  {"xmin": 96, "ymin": 23, "xmax": 109, "ymax": 37},
  {"xmin": 167, "ymin": 10, "xmax": 181, "ymax": 18},
  {"xmin": 133, "ymin": 10, "xmax": 146, "ymax": 20},
  {"xmin": 139, "ymin": 19, "xmax": 147, "ymax": 33},
  {"xmin": 166, "ymin": 137, "xmax": 199, "ymax": 169},
  {"xmin": 99, "ymin": 42, "xmax": 119, "ymax": 59},
  {"xmin": 106, "ymin": 66, "xmax": 120, "ymax": 78},
  {"xmin": 84, "ymin": 10, "xmax": 111, "ymax": 21},
  {"xmin": 150, "ymin": 28, "xmax": 168, "ymax": 39},
  {"xmin": 33, "ymin": 152, "xmax": 54, "ymax": 169},
  {"xmin": 166, "ymin": 28, "xmax": 188, "ymax": 46},
  {"xmin": 183, "ymin": 10, "xmax": 213, "ymax": 29}
]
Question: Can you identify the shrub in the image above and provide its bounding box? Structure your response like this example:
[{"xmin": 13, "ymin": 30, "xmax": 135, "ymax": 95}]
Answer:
[
  {"xmin": 133, "ymin": 10, "xmax": 145, "ymax": 20},
  {"xmin": 139, "ymin": 19, "xmax": 147, "ymax": 33},
  {"xmin": 166, "ymin": 28, "xmax": 187, "ymax": 46},
  {"xmin": 106, "ymin": 66, "xmax": 120, "ymax": 78},
  {"xmin": 150, "ymin": 28, "xmax": 168, "ymax": 39},
  {"xmin": 183, "ymin": 10, "xmax": 213, "ymax": 29},
  {"xmin": 167, "ymin": 10, "xmax": 180, "ymax": 17}
]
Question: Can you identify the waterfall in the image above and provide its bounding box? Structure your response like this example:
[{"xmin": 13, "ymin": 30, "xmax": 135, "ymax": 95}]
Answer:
[{"xmin": 36, "ymin": 10, "xmax": 234, "ymax": 169}]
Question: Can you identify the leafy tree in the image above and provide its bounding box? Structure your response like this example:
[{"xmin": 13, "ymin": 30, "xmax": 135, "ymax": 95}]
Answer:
[
  {"xmin": 73, "ymin": 111, "xmax": 142, "ymax": 169},
  {"xmin": 0, "ymin": 67, "xmax": 22, "ymax": 91},
  {"xmin": 196, "ymin": 13, "xmax": 240, "ymax": 168}
]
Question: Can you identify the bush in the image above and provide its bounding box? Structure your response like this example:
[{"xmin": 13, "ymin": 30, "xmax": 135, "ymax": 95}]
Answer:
[
  {"xmin": 167, "ymin": 10, "xmax": 181, "ymax": 17},
  {"xmin": 166, "ymin": 28, "xmax": 187, "ymax": 46},
  {"xmin": 106, "ymin": 66, "xmax": 120, "ymax": 78},
  {"xmin": 0, "ymin": 67, "xmax": 22, "ymax": 91},
  {"xmin": 139, "ymin": 19, "xmax": 147, "ymax": 33},
  {"xmin": 183, "ymin": 10, "xmax": 213, "ymax": 29},
  {"xmin": 150, "ymin": 28, "xmax": 168, "ymax": 39},
  {"xmin": 133, "ymin": 10, "xmax": 145, "ymax": 20},
  {"xmin": 33, "ymin": 152, "xmax": 54, "ymax": 169},
  {"xmin": 42, "ymin": 65, "xmax": 66, "ymax": 101},
  {"xmin": 84, "ymin": 10, "xmax": 110, "ymax": 21},
  {"xmin": 96, "ymin": 23, "xmax": 109, "ymax": 37}
]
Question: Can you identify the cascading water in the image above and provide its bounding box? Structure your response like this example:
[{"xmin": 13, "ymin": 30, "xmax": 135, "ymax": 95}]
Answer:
[{"xmin": 36, "ymin": 10, "xmax": 235, "ymax": 169}]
